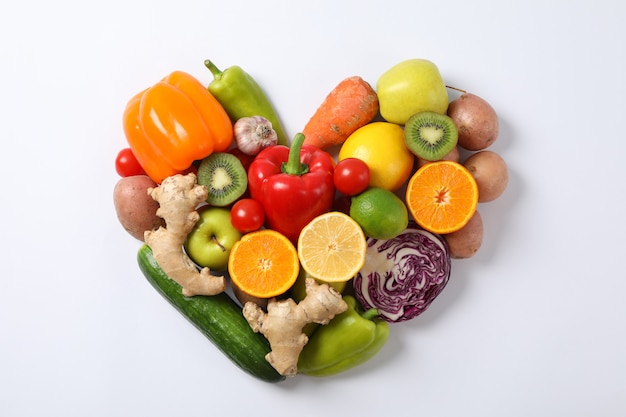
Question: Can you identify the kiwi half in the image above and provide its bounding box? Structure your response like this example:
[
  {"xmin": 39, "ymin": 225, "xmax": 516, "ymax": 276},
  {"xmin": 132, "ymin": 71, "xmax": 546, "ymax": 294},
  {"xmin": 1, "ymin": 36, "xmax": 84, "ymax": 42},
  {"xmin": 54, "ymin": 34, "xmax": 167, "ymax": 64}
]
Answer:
[
  {"xmin": 404, "ymin": 111, "xmax": 458, "ymax": 161},
  {"xmin": 197, "ymin": 152, "xmax": 248, "ymax": 206}
]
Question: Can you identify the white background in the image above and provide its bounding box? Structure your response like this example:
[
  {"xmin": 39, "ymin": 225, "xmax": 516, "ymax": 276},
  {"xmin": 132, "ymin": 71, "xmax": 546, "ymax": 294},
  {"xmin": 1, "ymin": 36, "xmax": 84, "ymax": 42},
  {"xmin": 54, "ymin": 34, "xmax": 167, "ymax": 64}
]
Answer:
[{"xmin": 2, "ymin": 1, "xmax": 625, "ymax": 416}]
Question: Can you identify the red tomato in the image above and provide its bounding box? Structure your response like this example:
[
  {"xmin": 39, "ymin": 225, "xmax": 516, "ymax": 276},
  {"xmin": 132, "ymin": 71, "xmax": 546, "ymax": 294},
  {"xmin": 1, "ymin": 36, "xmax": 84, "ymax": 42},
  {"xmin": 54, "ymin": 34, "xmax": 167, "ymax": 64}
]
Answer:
[
  {"xmin": 333, "ymin": 158, "xmax": 370, "ymax": 196},
  {"xmin": 230, "ymin": 198, "xmax": 265, "ymax": 233},
  {"xmin": 115, "ymin": 148, "xmax": 146, "ymax": 177}
]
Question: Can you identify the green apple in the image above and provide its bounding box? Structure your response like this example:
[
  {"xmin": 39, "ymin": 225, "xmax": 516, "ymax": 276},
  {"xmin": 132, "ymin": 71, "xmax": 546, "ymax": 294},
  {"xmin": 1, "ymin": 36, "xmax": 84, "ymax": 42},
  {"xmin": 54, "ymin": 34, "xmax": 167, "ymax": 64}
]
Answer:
[
  {"xmin": 184, "ymin": 206, "xmax": 242, "ymax": 271},
  {"xmin": 376, "ymin": 58, "xmax": 449, "ymax": 125}
]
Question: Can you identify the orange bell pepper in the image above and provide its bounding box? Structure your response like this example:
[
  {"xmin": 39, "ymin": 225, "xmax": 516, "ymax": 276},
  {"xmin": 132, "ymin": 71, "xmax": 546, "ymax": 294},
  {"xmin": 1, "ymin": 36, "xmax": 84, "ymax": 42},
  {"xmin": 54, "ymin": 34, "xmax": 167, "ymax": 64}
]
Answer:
[{"xmin": 123, "ymin": 71, "xmax": 233, "ymax": 183}]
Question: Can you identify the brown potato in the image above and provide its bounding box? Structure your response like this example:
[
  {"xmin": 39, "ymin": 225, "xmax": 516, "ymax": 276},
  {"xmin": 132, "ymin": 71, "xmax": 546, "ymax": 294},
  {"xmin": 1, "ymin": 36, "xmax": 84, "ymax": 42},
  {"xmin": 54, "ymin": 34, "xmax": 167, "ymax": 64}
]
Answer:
[
  {"xmin": 231, "ymin": 281, "xmax": 269, "ymax": 310},
  {"xmin": 463, "ymin": 150, "xmax": 508, "ymax": 202},
  {"xmin": 448, "ymin": 93, "xmax": 499, "ymax": 151},
  {"xmin": 444, "ymin": 210, "xmax": 483, "ymax": 259},
  {"xmin": 415, "ymin": 145, "xmax": 460, "ymax": 169},
  {"xmin": 113, "ymin": 175, "xmax": 165, "ymax": 241}
]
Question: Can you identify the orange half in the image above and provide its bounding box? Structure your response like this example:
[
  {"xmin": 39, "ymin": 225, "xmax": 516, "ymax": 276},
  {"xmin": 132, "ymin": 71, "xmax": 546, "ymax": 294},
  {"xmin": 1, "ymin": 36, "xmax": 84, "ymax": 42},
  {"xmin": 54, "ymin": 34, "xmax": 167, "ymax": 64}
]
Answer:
[
  {"xmin": 228, "ymin": 229, "xmax": 299, "ymax": 298},
  {"xmin": 405, "ymin": 161, "xmax": 478, "ymax": 234}
]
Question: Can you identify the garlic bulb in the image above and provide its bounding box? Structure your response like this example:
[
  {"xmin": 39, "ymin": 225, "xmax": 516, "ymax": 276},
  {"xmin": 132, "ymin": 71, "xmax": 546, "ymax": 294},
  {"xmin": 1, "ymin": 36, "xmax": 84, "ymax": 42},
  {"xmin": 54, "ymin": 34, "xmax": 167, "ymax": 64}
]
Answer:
[{"xmin": 234, "ymin": 116, "xmax": 278, "ymax": 155}]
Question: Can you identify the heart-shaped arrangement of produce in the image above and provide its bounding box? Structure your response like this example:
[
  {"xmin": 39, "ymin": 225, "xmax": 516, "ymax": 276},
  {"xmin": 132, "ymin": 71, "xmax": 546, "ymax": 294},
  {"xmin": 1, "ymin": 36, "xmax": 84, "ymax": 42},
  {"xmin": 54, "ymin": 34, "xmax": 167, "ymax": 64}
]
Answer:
[{"xmin": 113, "ymin": 58, "xmax": 509, "ymax": 382}]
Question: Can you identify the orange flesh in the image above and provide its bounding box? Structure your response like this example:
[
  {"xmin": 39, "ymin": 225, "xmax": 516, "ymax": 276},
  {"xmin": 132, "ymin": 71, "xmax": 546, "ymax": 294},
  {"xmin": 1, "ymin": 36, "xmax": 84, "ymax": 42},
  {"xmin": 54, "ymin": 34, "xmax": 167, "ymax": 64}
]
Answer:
[
  {"xmin": 406, "ymin": 161, "xmax": 478, "ymax": 234},
  {"xmin": 228, "ymin": 230, "xmax": 299, "ymax": 298}
]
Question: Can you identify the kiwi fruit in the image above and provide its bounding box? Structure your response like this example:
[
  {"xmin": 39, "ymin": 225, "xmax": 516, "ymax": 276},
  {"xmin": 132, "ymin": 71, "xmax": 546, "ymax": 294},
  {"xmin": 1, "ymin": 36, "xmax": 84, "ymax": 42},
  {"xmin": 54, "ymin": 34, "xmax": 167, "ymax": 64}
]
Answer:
[
  {"xmin": 404, "ymin": 111, "xmax": 458, "ymax": 161},
  {"xmin": 197, "ymin": 152, "xmax": 248, "ymax": 206}
]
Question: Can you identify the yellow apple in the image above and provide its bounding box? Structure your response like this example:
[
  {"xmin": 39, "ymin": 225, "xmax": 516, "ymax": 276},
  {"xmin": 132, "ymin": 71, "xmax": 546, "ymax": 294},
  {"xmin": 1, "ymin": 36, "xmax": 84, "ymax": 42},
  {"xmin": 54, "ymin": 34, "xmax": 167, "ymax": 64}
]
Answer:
[{"xmin": 376, "ymin": 59, "xmax": 449, "ymax": 125}]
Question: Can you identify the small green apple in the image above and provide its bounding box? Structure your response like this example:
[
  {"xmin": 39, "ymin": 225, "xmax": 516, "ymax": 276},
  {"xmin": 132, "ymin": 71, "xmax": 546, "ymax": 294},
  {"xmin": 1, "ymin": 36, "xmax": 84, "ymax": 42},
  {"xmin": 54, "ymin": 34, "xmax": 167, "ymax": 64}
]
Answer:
[
  {"xmin": 376, "ymin": 58, "xmax": 449, "ymax": 125},
  {"xmin": 184, "ymin": 206, "xmax": 242, "ymax": 271}
]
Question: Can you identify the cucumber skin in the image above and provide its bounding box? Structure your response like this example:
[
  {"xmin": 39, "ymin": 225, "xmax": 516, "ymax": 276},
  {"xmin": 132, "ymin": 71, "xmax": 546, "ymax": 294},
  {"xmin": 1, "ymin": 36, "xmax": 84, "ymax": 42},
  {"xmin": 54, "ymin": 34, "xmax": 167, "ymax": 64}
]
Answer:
[{"xmin": 136, "ymin": 244, "xmax": 285, "ymax": 383}]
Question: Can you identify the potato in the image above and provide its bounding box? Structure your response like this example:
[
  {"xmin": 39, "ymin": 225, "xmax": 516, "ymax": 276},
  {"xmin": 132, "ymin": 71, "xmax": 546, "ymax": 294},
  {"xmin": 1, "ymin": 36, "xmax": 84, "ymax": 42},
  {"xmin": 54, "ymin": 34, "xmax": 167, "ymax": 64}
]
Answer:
[
  {"xmin": 444, "ymin": 210, "xmax": 483, "ymax": 259},
  {"xmin": 447, "ymin": 93, "xmax": 499, "ymax": 151},
  {"xmin": 231, "ymin": 281, "xmax": 269, "ymax": 310},
  {"xmin": 113, "ymin": 175, "xmax": 165, "ymax": 241},
  {"xmin": 463, "ymin": 150, "xmax": 509, "ymax": 202},
  {"xmin": 415, "ymin": 145, "xmax": 460, "ymax": 169}
]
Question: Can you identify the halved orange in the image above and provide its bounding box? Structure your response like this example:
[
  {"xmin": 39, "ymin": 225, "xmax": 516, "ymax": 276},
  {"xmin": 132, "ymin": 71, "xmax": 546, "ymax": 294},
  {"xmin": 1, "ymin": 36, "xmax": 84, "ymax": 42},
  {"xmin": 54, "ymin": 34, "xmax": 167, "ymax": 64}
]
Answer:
[
  {"xmin": 297, "ymin": 211, "xmax": 367, "ymax": 283},
  {"xmin": 228, "ymin": 229, "xmax": 299, "ymax": 298},
  {"xmin": 405, "ymin": 160, "xmax": 478, "ymax": 234}
]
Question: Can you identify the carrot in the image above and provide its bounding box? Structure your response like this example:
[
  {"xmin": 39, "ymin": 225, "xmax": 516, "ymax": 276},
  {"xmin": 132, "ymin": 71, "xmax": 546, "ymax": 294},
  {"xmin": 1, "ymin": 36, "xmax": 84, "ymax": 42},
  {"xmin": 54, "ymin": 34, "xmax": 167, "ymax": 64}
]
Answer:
[{"xmin": 302, "ymin": 76, "xmax": 379, "ymax": 150}]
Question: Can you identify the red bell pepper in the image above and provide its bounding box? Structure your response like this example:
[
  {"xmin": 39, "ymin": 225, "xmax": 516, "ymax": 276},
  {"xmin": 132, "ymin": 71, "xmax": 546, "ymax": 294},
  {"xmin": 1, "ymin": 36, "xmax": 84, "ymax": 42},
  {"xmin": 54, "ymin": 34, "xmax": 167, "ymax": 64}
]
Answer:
[{"xmin": 248, "ymin": 133, "xmax": 335, "ymax": 243}]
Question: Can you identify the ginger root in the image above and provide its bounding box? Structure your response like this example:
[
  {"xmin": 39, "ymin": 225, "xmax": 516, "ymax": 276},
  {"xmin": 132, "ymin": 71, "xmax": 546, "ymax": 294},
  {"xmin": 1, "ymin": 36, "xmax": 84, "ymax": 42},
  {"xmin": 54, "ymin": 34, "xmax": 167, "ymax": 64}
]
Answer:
[
  {"xmin": 144, "ymin": 173, "xmax": 226, "ymax": 297},
  {"xmin": 243, "ymin": 278, "xmax": 347, "ymax": 377}
]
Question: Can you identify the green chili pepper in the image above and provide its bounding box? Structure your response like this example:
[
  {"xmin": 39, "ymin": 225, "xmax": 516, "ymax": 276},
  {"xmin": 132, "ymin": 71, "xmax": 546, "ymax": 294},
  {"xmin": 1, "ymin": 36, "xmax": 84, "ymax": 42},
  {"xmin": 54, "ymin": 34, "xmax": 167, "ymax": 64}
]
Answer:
[
  {"xmin": 297, "ymin": 295, "xmax": 389, "ymax": 377},
  {"xmin": 204, "ymin": 60, "xmax": 288, "ymax": 146}
]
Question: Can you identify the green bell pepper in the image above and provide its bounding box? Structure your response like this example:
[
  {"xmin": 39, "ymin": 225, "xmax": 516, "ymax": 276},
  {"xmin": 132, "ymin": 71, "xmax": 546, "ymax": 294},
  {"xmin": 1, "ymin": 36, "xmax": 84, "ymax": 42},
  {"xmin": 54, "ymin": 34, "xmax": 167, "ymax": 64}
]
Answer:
[
  {"xmin": 297, "ymin": 295, "xmax": 389, "ymax": 377},
  {"xmin": 204, "ymin": 59, "xmax": 288, "ymax": 145}
]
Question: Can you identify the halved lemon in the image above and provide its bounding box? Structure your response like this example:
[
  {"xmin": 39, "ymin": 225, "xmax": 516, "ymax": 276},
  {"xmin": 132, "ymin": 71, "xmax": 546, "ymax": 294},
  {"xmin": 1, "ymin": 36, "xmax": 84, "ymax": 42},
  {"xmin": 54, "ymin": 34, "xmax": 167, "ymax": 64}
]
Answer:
[{"xmin": 297, "ymin": 211, "xmax": 367, "ymax": 283}]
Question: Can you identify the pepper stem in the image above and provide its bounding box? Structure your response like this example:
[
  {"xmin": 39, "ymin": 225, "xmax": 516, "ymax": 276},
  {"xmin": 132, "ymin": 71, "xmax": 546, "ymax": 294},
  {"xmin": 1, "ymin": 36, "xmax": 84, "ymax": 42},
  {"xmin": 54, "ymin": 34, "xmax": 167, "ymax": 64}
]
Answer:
[
  {"xmin": 204, "ymin": 60, "xmax": 223, "ymax": 81},
  {"xmin": 361, "ymin": 308, "xmax": 381, "ymax": 321},
  {"xmin": 282, "ymin": 133, "xmax": 309, "ymax": 176}
]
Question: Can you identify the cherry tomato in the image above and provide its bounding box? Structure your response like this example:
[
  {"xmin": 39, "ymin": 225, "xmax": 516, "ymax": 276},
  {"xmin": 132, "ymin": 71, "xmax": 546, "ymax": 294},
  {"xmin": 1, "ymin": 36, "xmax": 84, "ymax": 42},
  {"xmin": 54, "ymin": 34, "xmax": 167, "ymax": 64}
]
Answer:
[
  {"xmin": 230, "ymin": 198, "xmax": 265, "ymax": 233},
  {"xmin": 333, "ymin": 157, "xmax": 370, "ymax": 196},
  {"xmin": 115, "ymin": 147, "xmax": 146, "ymax": 177}
]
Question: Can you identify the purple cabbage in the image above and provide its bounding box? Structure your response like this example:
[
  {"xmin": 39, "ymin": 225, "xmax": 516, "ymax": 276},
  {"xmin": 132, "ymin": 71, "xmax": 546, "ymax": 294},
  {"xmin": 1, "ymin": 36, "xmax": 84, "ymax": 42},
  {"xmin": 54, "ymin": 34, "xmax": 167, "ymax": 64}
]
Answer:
[{"xmin": 353, "ymin": 223, "xmax": 451, "ymax": 322}]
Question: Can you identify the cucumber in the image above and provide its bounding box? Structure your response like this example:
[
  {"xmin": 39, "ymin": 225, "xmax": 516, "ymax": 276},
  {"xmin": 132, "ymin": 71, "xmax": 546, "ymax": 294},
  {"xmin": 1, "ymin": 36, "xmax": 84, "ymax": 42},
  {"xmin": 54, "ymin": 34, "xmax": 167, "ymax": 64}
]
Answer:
[{"xmin": 136, "ymin": 244, "xmax": 285, "ymax": 383}]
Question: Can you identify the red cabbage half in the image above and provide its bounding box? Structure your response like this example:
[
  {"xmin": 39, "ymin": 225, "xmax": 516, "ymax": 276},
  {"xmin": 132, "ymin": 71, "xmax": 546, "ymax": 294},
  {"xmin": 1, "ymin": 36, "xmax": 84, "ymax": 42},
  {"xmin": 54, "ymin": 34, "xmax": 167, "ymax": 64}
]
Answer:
[{"xmin": 353, "ymin": 222, "xmax": 451, "ymax": 322}]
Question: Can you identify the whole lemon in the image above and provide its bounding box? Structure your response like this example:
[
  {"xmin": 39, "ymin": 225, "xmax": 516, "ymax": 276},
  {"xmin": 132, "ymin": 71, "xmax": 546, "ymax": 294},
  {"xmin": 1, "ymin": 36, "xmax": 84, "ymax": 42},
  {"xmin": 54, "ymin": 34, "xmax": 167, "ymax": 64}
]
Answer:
[
  {"xmin": 338, "ymin": 122, "xmax": 414, "ymax": 191},
  {"xmin": 350, "ymin": 187, "xmax": 408, "ymax": 240}
]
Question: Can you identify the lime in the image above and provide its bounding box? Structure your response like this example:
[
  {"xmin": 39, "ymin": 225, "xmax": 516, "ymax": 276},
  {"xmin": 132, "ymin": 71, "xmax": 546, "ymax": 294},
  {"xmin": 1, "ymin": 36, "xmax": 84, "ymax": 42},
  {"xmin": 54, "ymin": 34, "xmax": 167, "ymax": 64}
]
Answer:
[{"xmin": 350, "ymin": 187, "xmax": 408, "ymax": 240}]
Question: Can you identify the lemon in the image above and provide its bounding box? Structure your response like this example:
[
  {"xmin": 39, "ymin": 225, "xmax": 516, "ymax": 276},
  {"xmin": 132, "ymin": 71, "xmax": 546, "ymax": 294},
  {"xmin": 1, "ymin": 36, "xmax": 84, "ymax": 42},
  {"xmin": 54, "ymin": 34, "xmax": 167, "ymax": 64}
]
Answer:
[
  {"xmin": 350, "ymin": 187, "xmax": 408, "ymax": 240},
  {"xmin": 338, "ymin": 122, "xmax": 415, "ymax": 191},
  {"xmin": 297, "ymin": 212, "xmax": 367, "ymax": 283}
]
